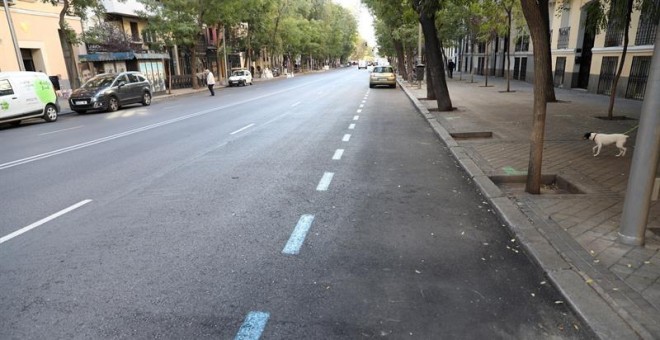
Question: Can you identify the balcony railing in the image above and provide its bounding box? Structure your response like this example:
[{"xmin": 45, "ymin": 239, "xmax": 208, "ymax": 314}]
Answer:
[{"xmin": 557, "ymin": 27, "xmax": 570, "ymax": 49}]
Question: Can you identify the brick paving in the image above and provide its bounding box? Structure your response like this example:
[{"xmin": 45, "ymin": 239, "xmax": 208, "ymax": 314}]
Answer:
[{"xmin": 400, "ymin": 73, "xmax": 660, "ymax": 337}]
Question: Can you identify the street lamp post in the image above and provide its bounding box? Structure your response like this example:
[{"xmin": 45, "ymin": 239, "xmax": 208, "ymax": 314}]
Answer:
[{"xmin": 2, "ymin": 0, "xmax": 25, "ymax": 71}]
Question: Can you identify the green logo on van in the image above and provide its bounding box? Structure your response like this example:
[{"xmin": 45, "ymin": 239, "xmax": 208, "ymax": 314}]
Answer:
[
  {"xmin": 34, "ymin": 78, "xmax": 56, "ymax": 103},
  {"xmin": 0, "ymin": 100, "xmax": 8, "ymax": 111}
]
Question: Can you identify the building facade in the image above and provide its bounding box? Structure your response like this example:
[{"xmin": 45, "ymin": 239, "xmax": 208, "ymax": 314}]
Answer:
[
  {"xmin": 458, "ymin": 0, "xmax": 657, "ymax": 100},
  {"xmin": 0, "ymin": 0, "xmax": 85, "ymax": 91},
  {"xmin": 79, "ymin": 0, "xmax": 168, "ymax": 93}
]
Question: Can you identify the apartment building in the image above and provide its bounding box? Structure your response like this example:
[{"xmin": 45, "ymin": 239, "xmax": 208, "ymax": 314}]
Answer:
[
  {"xmin": 459, "ymin": 0, "xmax": 657, "ymax": 100},
  {"xmin": 0, "ymin": 0, "xmax": 84, "ymax": 91},
  {"xmin": 78, "ymin": 0, "xmax": 168, "ymax": 92}
]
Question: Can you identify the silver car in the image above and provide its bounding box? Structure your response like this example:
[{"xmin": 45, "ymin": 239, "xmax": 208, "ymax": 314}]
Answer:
[{"xmin": 369, "ymin": 66, "xmax": 396, "ymax": 88}]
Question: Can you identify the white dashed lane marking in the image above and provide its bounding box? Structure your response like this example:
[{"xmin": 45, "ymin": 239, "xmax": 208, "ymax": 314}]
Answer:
[
  {"xmin": 353, "ymin": 116, "xmax": 359, "ymax": 121},
  {"xmin": 342, "ymin": 134, "xmax": 351, "ymax": 142},
  {"xmin": 316, "ymin": 172, "xmax": 334, "ymax": 191},
  {"xmin": 332, "ymin": 149, "xmax": 344, "ymax": 160},
  {"xmin": 0, "ymin": 200, "xmax": 92, "ymax": 245},
  {"xmin": 349, "ymin": 124, "xmax": 355, "ymax": 130}
]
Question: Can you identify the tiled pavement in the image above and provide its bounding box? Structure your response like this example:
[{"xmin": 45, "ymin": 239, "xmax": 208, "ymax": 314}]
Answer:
[{"xmin": 399, "ymin": 74, "xmax": 660, "ymax": 338}]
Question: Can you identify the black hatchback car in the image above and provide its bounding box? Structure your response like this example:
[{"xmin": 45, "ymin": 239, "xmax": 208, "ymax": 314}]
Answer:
[{"xmin": 69, "ymin": 72, "xmax": 152, "ymax": 113}]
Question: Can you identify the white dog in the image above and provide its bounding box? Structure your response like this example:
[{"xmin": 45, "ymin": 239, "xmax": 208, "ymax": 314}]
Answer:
[{"xmin": 584, "ymin": 132, "xmax": 629, "ymax": 157}]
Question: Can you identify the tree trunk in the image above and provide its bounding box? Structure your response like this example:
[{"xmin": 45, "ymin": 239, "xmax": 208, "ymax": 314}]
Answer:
[
  {"xmin": 506, "ymin": 10, "xmax": 512, "ymax": 92},
  {"xmin": 393, "ymin": 39, "xmax": 407, "ymax": 80},
  {"xmin": 485, "ymin": 41, "xmax": 490, "ymax": 87},
  {"xmin": 406, "ymin": 47, "xmax": 415, "ymax": 82},
  {"xmin": 540, "ymin": 3, "xmax": 557, "ymax": 102},
  {"xmin": 191, "ymin": 42, "xmax": 200, "ymax": 89},
  {"xmin": 521, "ymin": 0, "xmax": 551, "ymax": 194},
  {"xmin": 426, "ymin": 59, "xmax": 436, "ymax": 99},
  {"xmin": 57, "ymin": 0, "xmax": 80, "ymax": 89},
  {"xmin": 459, "ymin": 38, "xmax": 464, "ymax": 81},
  {"xmin": 417, "ymin": 7, "xmax": 452, "ymax": 110},
  {"xmin": 607, "ymin": 0, "xmax": 634, "ymax": 119}
]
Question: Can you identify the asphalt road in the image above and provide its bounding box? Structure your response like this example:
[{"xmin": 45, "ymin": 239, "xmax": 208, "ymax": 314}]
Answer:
[{"xmin": 0, "ymin": 68, "xmax": 595, "ymax": 339}]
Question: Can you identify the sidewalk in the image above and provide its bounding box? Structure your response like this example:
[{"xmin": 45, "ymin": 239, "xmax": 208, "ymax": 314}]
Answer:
[{"xmin": 398, "ymin": 74, "xmax": 660, "ymax": 339}]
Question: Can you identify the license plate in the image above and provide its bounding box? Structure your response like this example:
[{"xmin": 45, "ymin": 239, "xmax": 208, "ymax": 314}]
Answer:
[{"xmin": 75, "ymin": 100, "xmax": 87, "ymax": 105}]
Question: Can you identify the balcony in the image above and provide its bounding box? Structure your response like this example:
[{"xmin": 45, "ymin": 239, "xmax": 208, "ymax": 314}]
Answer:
[{"xmin": 557, "ymin": 27, "xmax": 570, "ymax": 49}]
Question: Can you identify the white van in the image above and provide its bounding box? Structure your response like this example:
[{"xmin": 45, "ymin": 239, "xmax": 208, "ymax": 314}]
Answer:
[{"xmin": 0, "ymin": 71, "xmax": 60, "ymax": 126}]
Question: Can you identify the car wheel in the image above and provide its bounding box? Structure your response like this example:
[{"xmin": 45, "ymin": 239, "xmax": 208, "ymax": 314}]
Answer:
[
  {"xmin": 369, "ymin": 84, "xmax": 374, "ymax": 88},
  {"xmin": 241, "ymin": 80, "xmax": 246, "ymax": 87},
  {"xmin": 43, "ymin": 104, "xmax": 58, "ymax": 122},
  {"xmin": 107, "ymin": 96, "xmax": 119, "ymax": 112},
  {"xmin": 391, "ymin": 84, "xmax": 396, "ymax": 88},
  {"xmin": 142, "ymin": 92, "xmax": 152, "ymax": 106},
  {"xmin": 74, "ymin": 109, "xmax": 86, "ymax": 114}
]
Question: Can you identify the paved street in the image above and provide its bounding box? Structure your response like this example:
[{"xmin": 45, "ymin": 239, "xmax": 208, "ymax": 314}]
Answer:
[
  {"xmin": 399, "ymin": 73, "xmax": 660, "ymax": 339},
  {"xmin": 1, "ymin": 69, "xmax": 593, "ymax": 339}
]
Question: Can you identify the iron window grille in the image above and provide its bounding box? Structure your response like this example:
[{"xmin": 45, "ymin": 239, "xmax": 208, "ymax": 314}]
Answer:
[
  {"xmin": 597, "ymin": 57, "xmax": 618, "ymax": 95},
  {"xmin": 554, "ymin": 57, "xmax": 567, "ymax": 87},
  {"xmin": 625, "ymin": 56, "xmax": 652, "ymax": 100},
  {"xmin": 635, "ymin": 0, "xmax": 658, "ymax": 46}
]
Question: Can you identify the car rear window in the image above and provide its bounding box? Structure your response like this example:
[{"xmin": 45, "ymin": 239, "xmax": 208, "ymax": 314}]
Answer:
[{"xmin": 374, "ymin": 67, "xmax": 393, "ymax": 73}]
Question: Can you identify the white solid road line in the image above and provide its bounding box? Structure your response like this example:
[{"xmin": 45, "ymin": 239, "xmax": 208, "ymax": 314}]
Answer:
[
  {"xmin": 291, "ymin": 101, "xmax": 301, "ymax": 107},
  {"xmin": 316, "ymin": 172, "xmax": 334, "ymax": 191},
  {"xmin": 342, "ymin": 134, "xmax": 351, "ymax": 142},
  {"xmin": 38, "ymin": 125, "xmax": 83, "ymax": 136},
  {"xmin": 230, "ymin": 123, "xmax": 255, "ymax": 135},
  {"xmin": 348, "ymin": 124, "xmax": 355, "ymax": 130},
  {"xmin": 0, "ymin": 199, "xmax": 92, "ymax": 245},
  {"xmin": 332, "ymin": 149, "xmax": 344, "ymax": 160}
]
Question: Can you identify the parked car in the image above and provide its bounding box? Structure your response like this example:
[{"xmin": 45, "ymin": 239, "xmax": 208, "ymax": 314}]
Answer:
[
  {"xmin": 369, "ymin": 66, "xmax": 396, "ymax": 88},
  {"xmin": 0, "ymin": 71, "xmax": 59, "ymax": 126},
  {"xmin": 69, "ymin": 71, "xmax": 152, "ymax": 114},
  {"xmin": 228, "ymin": 70, "xmax": 253, "ymax": 87}
]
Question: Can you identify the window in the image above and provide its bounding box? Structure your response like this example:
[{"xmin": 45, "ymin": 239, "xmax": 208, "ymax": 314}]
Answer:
[
  {"xmin": 137, "ymin": 75, "xmax": 147, "ymax": 82},
  {"xmin": 0, "ymin": 79, "xmax": 14, "ymax": 96},
  {"xmin": 597, "ymin": 57, "xmax": 618, "ymax": 95},
  {"xmin": 626, "ymin": 56, "xmax": 652, "ymax": 100},
  {"xmin": 557, "ymin": 27, "xmax": 571, "ymax": 49},
  {"xmin": 115, "ymin": 74, "xmax": 129, "ymax": 86},
  {"xmin": 604, "ymin": 0, "xmax": 624, "ymax": 47},
  {"xmin": 635, "ymin": 0, "xmax": 659, "ymax": 45},
  {"xmin": 554, "ymin": 57, "xmax": 567, "ymax": 86},
  {"xmin": 130, "ymin": 22, "xmax": 140, "ymax": 42},
  {"xmin": 515, "ymin": 35, "xmax": 530, "ymax": 52},
  {"xmin": 127, "ymin": 73, "xmax": 139, "ymax": 83}
]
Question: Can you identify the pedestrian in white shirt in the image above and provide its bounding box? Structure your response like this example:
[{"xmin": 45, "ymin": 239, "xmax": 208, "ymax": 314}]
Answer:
[{"xmin": 205, "ymin": 69, "xmax": 216, "ymax": 96}]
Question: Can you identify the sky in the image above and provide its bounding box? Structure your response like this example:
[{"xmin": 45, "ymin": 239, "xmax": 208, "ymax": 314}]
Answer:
[{"xmin": 332, "ymin": 0, "xmax": 377, "ymax": 47}]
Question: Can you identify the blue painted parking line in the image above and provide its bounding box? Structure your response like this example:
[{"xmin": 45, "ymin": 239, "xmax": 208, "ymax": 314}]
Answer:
[
  {"xmin": 282, "ymin": 214, "xmax": 315, "ymax": 255},
  {"xmin": 235, "ymin": 311, "xmax": 270, "ymax": 340}
]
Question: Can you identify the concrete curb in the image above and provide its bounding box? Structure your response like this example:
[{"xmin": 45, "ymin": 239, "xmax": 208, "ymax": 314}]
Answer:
[{"xmin": 397, "ymin": 78, "xmax": 644, "ymax": 339}]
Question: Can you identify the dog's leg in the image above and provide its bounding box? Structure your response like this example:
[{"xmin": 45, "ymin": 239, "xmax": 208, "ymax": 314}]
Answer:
[
  {"xmin": 593, "ymin": 144, "xmax": 601, "ymax": 156},
  {"xmin": 617, "ymin": 146, "xmax": 627, "ymax": 157},
  {"xmin": 616, "ymin": 140, "xmax": 627, "ymax": 157}
]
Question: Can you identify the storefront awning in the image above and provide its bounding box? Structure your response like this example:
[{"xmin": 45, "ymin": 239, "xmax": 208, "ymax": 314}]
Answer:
[{"xmin": 79, "ymin": 52, "xmax": 170, "ymax": 62}]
